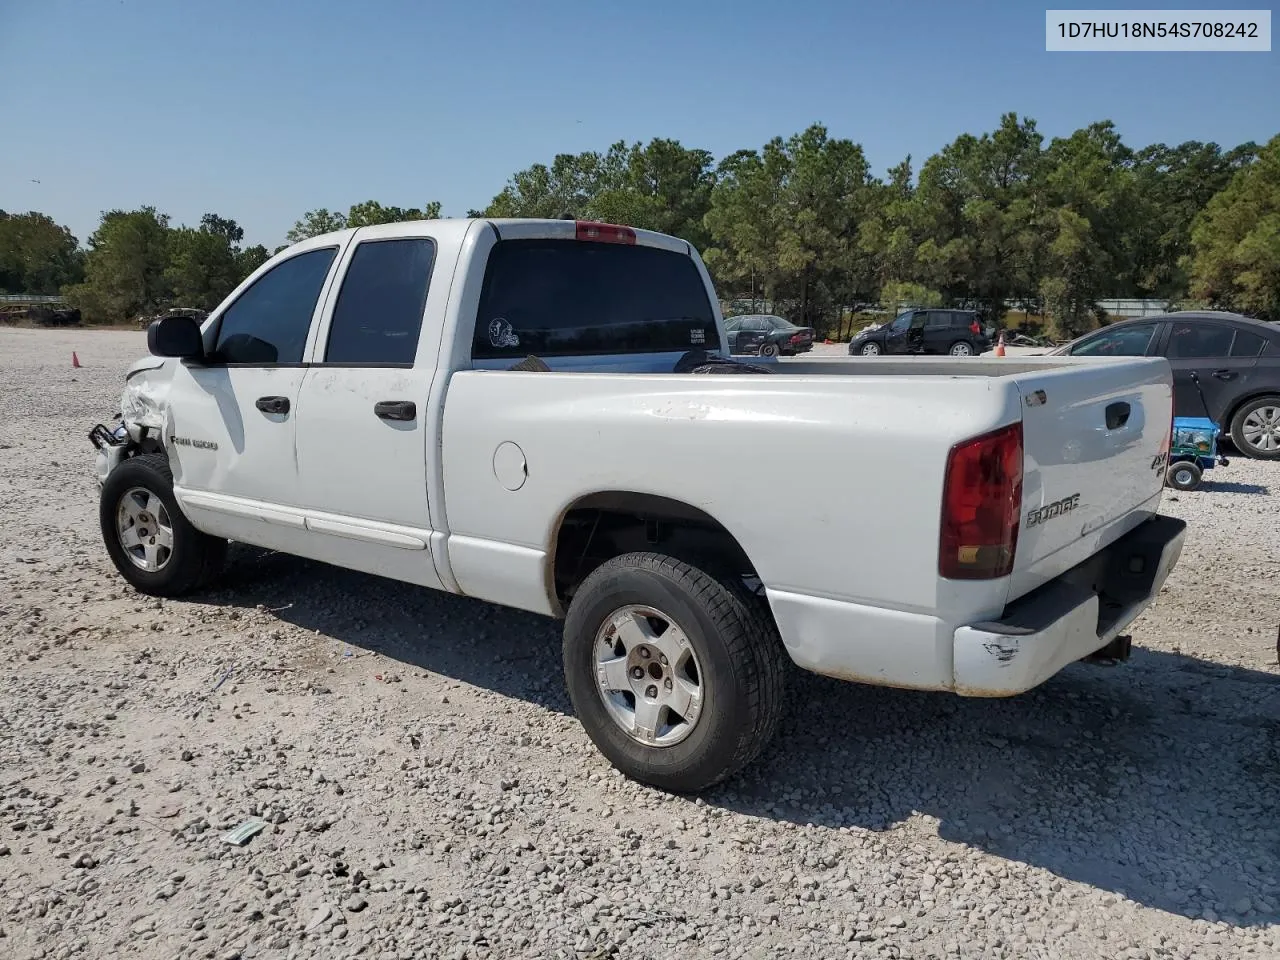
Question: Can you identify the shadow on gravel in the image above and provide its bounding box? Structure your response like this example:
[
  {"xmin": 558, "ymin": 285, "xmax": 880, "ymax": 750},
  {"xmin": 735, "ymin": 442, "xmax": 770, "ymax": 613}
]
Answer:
[
  {"xmin": 1195, "ymin": 480, "xmax": 1270, "ymax": 495},
  {"xmin": 198, "ymin": 546, "xmax": 1280, "ymax": 929},
  {"xmin": 203, "ymin": 545, "xmax": 573, "ymax": 714}
]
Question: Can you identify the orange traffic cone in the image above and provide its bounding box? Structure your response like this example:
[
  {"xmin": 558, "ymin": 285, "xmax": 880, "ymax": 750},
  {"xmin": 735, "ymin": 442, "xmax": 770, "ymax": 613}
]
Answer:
[
  {"xmin": 72, "ymin": 351, "xmax": 82, "ymax": 368},
  {"xmin": 994, "ymin": 332, "xmax": 1006, "ymax": 358}
]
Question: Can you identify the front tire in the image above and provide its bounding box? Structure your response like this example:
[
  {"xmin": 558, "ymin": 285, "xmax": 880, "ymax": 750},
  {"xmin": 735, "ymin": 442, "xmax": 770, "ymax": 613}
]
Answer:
[
  {"xmin": 99, "ymin": 453, "xmax": 227, "ymax": 597},
  {"xmin": 1229, "ymin": 396, "xmax": 1280, "ymax": 460},
  {"xmin": 562, "ymin": 553, "xmax": 787, "ymax": 793},
  {"xmin": 859, "ymin": 342, "xmax": 882, "ymax": 356}
]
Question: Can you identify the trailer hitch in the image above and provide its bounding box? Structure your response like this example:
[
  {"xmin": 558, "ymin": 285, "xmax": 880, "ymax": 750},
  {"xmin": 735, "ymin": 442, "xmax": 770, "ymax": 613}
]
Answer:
[{"xmin": 1081, "ymin": 634, "xmax": 1132, "ymax": 666}]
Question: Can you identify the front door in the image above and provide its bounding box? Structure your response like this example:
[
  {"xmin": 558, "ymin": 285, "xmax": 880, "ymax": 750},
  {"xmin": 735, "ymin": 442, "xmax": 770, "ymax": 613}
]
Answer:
[
  {"xmin": 883, "ymin": 312, "xmax": 914, "ymax": 354},
  {"xmin": 166, "ymin": 242, "xmax": 343, "ymax": 539},
  {"xmin": 293, "ymin": 228, "xmax": 447, "ymax": 589}
]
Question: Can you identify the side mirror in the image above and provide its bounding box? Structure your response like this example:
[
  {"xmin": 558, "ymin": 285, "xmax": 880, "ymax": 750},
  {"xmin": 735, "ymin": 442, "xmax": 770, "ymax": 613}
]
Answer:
[{"xmin": 147, "ymin": 315, "xmax": 204, "ymax": 359}]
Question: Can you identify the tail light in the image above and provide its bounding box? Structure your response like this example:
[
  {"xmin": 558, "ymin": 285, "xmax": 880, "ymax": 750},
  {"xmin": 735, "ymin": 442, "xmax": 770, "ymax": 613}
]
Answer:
[
  {"xmin": 939, "ymin": 423, "xmax": 1023, "ymax": 580},
  {"xmin": 790, "ymin": 333, "xmax": 803, "ymax": 344},
  {"xmin": 576, "ymin": 221, "xmax": 636, "ymax": 245},
  {"xmin": 969, "ymin": 320, "xmax": 981, "ymax": 335}
]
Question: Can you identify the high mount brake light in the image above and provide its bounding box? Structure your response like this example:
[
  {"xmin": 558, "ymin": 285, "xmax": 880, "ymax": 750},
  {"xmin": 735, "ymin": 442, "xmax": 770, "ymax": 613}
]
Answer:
[
  {"xmin": 575, "ymin": 221, "xmax": 636, "ymax": 245},
  {"xmin": 939, "ymin": 422, "xmax": 1023, "ymax": 580}
]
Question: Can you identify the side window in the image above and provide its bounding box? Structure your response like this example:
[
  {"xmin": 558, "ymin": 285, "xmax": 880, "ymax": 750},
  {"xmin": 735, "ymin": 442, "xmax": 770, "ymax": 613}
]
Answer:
[
  {"xmin": 924, "ymin": 311, "xmax": 950, "ymax": 330},
  {"xmin": 1165, "ymin": 322, "xmax": 1234, "ymax": 359},
  {"xmin": 1229, "ymin": 330, "xmax": 1266, "ymax": 358},
  {"xmin": 213, "ymin": 248, "xmax": 337, "ymax": 364},
  {"xmin": 1070, "ymin": 323, "xmax": 1157, "ymax": 357},
  {"xmin": 324, "ymin": 238, "xmax": 436, "ymax": 365},
  {"xmin": 889, "ymin": 313, "xmax": 912, "ymax": 333}
]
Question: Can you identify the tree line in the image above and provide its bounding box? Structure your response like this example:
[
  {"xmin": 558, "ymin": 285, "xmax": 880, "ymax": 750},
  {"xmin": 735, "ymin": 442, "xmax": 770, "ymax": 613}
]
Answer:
[{"xmin": 3, "ymin": 113, "xmax": 1277, "ymax": 333}]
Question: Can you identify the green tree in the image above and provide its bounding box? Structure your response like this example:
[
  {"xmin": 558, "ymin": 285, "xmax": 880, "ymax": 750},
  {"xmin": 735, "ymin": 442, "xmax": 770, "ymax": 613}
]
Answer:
[
  {"xmin": 1130, "ymin": 140, "xmax": 1258, "ymax": 298},
  {"xmin": 0, "ymin": 211, "xmax": 84, "ymax": 294},
  {"xmin": 345, "ymin": 200, "xmax": 442, "ymax": 227},
  {"xmin": 64, "ymin": 207, "xmax": 172, "ymax": 323},
  {"xmin": 912, "ymin": 113, "xmax": 1045, "ymax": 317},
  {"xmin": 484, "ymin": 139, "xmax": 715, "ymax": 247},
  {"xmin": 164, "ymin": 213, "xmax": 251, "ymax": 310},
  {"xmin": 705, "ymin": 125, "xmax": 877, "ymax": 329},
  {"xmin": 1037, "ymin": 121, "xmax": 1139, "ymax": 335},
  {"xmin": 286, "ymin": 201, "xmax": 443, "ymax": 243},
  {"xmin": 285, "ymin": 208, "xmax": 348, "ymax": 243},
  {"xmin": 1188, "ymin": 134, "xmax": 1280, "ymax": 320},
  {"xmin": 485, "ymin": 150, "xmax": 622, "ymax": 220},
  {"xmin": 859, "ymin": 155, "xmax": 921, "ymax": 293},
  {"xmin": 237, "ymin": 244, "xmax": 271, "ymax": 278}
]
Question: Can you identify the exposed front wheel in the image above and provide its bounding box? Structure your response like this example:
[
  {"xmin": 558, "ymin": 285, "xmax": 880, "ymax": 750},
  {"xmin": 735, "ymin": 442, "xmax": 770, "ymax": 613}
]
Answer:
[
  {"xmin": 1230, "ymin": 396, "xmax": 1280, "ymax": 459},
  {"xmin": 99, "ymin": 453, "xmax": 227, "ymax": 597},
  {"xmin": 1166, "ymin": 460, "xmax": 1203, "ymax": 491},
  {"xmin": 562, "ymin": 553, "xmax": 787, "ymax": 793},
  {"xmin": 859, "ymin": 342, "xmax": 882, "ymax": 356}
]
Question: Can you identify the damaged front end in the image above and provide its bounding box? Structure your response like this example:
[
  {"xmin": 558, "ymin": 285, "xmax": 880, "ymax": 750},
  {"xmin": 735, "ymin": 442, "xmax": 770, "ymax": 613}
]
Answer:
[
  {"xmin": 88, "ymin": 359, "xmax": 172, "ymax": 487},
  {"xmin": 88, "ymin": 420, "xmax": 131, "ymax": 486}
]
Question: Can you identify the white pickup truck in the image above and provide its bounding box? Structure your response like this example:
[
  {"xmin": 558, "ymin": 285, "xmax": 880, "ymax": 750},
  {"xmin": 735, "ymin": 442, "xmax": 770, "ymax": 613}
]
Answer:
[{"xmin": 90, "ymin": 218, "xmax": 1186, "ymax": 792}]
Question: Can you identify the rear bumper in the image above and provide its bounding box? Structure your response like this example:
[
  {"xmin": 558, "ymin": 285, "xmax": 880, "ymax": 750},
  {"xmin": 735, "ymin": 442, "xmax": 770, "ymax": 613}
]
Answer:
[
  {"xmin": 952, "ymin": 515, "xmax": 1186, "ymax": 696},
  {"xmin": 766, "ymin": 515, "xmax": 1186, "ymax": 697}
]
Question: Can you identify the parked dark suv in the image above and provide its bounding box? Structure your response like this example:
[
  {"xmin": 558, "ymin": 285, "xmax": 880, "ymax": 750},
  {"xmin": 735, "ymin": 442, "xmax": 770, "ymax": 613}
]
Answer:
[
  {"xmin": 848, "ymin": 309, "xmax": 990, "ymax": 357},
  {"xmin": 1050, "ymin": 311, "xmax": 1280, "ymax": 459}
]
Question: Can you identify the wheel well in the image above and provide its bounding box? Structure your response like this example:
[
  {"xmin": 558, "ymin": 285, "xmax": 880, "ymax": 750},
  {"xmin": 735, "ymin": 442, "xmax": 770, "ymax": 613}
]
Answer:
[
  {"xmin": 551, "ymin": 493, "xmax": 756, "ymax": 608},
  {"xmin": 1224, "ymin": 391, "xmax": 1280, "ymax": 431}
]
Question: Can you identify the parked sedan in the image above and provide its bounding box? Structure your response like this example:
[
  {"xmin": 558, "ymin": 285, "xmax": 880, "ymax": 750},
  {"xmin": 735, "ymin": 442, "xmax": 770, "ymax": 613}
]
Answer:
[
  {"xmin": 723, "ymin": 314, "xmax": 815, "ymax": 357},
  {"xmin": 1049, "ymin": 311, "xmax": 1280, "ymax": 459}
]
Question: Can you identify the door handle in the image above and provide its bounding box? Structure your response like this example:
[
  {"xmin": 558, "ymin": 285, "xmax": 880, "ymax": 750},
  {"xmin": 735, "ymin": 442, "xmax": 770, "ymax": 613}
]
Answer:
[
  {"xmin": 1211, "ymin": 369, "xmax": 1237, "ymax": 381},
  {"xmin": 255, "ymin": 396, "xmax": 290, "ymax": 415},
  {"xmin": 374, "ymin": 400, "xmax": 416, "ymax": 421},
  {"xmin": 1105, "ymin": 401, "xmax": 1130, "ymax": 430}
]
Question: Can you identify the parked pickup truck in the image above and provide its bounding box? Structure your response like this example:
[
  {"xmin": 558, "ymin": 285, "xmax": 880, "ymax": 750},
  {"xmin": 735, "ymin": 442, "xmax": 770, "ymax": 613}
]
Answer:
[{"xmin": 90, "ymin": 218, "xmax": 1187, "ymax": 792}]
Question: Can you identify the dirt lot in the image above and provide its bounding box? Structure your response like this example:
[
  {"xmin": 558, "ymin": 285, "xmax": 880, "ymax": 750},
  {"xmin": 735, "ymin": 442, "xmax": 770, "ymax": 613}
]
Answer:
[{"xmin": 1, "ymin": 327, "xmax": 1278, "ymax": 960}]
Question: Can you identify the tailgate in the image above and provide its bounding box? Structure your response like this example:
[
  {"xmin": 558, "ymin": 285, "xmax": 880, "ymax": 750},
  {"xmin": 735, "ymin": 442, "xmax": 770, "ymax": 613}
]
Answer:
[{"xmin": 1010, "ymin": 358, "xmax": 1172, "ymax": 599}]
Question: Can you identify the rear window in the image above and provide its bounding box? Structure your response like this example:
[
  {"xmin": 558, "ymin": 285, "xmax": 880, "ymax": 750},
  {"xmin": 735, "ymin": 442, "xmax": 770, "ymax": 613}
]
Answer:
[
  {"xmin": 1230, "ymin": 330, "xmax": 1266, "ymax": 358},
  {"xmin": 473, "ymin": 240, "xmax": 720, "ymax": 360}
]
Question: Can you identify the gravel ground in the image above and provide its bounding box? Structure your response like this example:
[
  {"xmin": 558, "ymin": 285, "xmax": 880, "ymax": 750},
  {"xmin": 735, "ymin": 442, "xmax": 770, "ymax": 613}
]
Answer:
[{"xmin": 1, "ymin": 327, "xmax": 1277, "ymax": 960}]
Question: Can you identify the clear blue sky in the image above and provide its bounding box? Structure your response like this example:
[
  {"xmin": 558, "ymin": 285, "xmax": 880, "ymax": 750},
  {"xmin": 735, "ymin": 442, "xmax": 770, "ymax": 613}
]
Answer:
[{"xmin": 2, "ymin": 0, "xmax": 1276, "ymax": 249}]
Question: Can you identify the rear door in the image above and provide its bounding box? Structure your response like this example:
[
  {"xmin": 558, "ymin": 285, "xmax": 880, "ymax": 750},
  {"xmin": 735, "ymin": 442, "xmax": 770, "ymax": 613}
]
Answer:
[
  {"xmin": 1157, "ymin": 318, "xmax": 1264, "ymax": 423},
  {"xmin": 921, "ymin": 311, "xmax": 954, "ymax": 353},
  {"xmin": 292, "ymin": 227, "xmax": 448, "ymax": 589},
  {"xmin": 1008, "ymin": 356, "xmax": 1174, "ymax": 597}
]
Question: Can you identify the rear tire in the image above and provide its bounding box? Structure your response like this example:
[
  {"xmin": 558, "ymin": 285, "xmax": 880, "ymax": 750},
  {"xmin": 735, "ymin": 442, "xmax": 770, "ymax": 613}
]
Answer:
[
  {"xmin": 562, "ymin": 553, "xmax": 787, "ymax": 793},
  {"xmin": 948, "ymin": 341, "xmax": 974, "ymax": 357},
  {"xmin": 1166, "ymin": 461, "xmax": 1203, "ymax": 491},
  {"xmin": 99, "ymin": 453, "xmax": 227, "ymax": 597},
  {"xmin": 759, "ymin": 343, "xmax": 780, "ymax": 358},
  {"xmin": 1229, "ymin": 395, "xmax": 1280, "ymax": 460}
]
